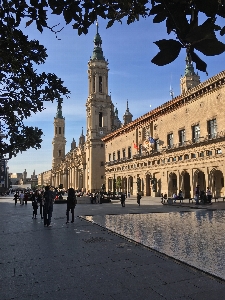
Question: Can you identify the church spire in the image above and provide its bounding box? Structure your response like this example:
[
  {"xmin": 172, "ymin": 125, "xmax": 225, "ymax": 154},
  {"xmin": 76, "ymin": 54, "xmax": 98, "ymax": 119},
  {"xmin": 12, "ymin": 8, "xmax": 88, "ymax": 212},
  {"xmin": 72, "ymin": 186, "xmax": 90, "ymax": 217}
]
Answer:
[
  {"xmin": 123, "ymin": 100, "xmax": 133, "ymax": 125},
  {"xmin": 180, "ymin": 53, "xmax": 200, "ymax": 94},
  {"xmin": 92, "ymin": 22, "xmax": 105, "ymax": 61},
  {"xmin": 56, "ymin": 98, "xmax": 63, "ymax": 119}
]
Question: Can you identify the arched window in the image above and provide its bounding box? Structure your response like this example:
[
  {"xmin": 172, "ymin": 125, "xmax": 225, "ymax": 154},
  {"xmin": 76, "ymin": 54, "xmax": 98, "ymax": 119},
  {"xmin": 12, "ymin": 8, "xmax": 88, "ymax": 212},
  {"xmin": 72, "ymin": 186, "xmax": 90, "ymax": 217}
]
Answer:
[
  {"xmin": 93, "ymin": 76, "xmax": 95, "ymax": 92},
  {"xmin": 99, "ymin": 76, "xmax": 102, "ymax": 92}
]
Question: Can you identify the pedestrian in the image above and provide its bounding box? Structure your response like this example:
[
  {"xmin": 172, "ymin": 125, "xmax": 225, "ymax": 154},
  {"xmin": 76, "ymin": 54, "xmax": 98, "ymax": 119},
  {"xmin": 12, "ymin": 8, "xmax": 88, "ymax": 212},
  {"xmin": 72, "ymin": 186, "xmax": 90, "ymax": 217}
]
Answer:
[
  {"xmin": 43, "ymin": 186, "xmax": 54, "ymax": 227},
  {"xmin": 137, "ymin": 193, "xmax": 141, "ymax": 206},
  {"xmin": 121, "ymin": 193, "xmax": 126, "ymax": 207},
  {"xmin": 38, "ymin": 191, "xmax": 44, "ymax": 219},
  {"xmin": 32, "ymin": 195, "xmax": 38, "ymax": 219},
  {"xmin": 14, "ymin": 191, "xmax": 19, "ymax": 205},
  {"xmin": 206, "ymin": 187, "xmax": 212, "ymax": 204},
  {"xmin": 24, "ymin": 192, "xmax": 29, "ymax": 205},
  {"xmin": 194, "ymin": 185, "xmax": 200, "ymax": 205},
  {"xmin": 19, "ymin": 191, "xmax": 24, "ymax": 205},
  {"xmin": 66, "ymin": 188, "xmax": 76, "ymax": 223}
]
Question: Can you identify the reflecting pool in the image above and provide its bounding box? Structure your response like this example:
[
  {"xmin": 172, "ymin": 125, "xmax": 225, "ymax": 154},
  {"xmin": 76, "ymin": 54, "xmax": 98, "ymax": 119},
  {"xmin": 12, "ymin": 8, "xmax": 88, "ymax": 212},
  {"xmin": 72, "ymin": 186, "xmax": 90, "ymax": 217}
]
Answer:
[{"xmin": 84, "ymin": 210, "xmax": 225, "ymax": 280}]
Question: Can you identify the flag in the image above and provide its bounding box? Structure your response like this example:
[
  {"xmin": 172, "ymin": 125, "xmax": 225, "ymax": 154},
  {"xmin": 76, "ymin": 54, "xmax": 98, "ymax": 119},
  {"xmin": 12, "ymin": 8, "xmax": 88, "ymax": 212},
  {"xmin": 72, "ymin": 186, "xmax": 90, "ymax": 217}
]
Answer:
[
  {"xmin": 148, "ymin": 137, "xmax": 155, "ymax": 144},
  {"xmin": 133, "ymin": 143, "xmax": 138, "ymax": 149}
]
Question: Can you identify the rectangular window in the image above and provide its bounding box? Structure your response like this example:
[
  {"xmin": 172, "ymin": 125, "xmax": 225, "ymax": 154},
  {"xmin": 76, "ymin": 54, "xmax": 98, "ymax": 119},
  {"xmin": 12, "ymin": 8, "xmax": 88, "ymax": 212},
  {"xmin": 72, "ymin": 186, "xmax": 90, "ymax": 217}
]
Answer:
[
  {"xmin": 167, "ymin": 133, "xmax": 173, "ymax": 149},
  {"xmin": 192, "ymin": 124, "xmax": 200, "ymax": 143},
  {"xmin": 109, "ymin": 153, "xmax": 111, "ymax": 161},
  {"xmin": 55, "ymin": 127, "xmax": 57, "ymax": 135},
  {"xmin": 113, "ymin": 152, "xmax": 115, "ymax": 161},
  {"xmin": 117, "ymin": 150, "xmax": 120, "ymax": 160},
  {"xmin": 100, "ymin": 161, "xmax": 104, "ymax": 166},
  {"xmin": 122, "ymin": 149, "xmax": 126, "ymax": 158},
  {"xmin": 99, "ymin": 76, "xmax": 102, "ymax": 93},
  {"xmin": 58, "ymin": 150, "xmax": 61, "ymax": 157},
  {"xmin": 59, "ymin": 127, "xmax": 61, "ymax": 134},
  {"xmin": 191, "ymin": 153, "xmax": 196, "ymax": 158},
  {"xmin": 199, "ymin": 152, "xmax": 204, "ymax": 157},
  {"xmin": 179, "ymin": 129, "xmax": 185, "ymax": 146},
  {"xmin": 93, "ymin": 76, "xmax": 95, "ymax": 92},
  {"xmin": 128, "ymin": 147, "xmax": 131, "ymax": 159},
  {"xmin": 154, "ymin": 139, "xmax": 159, "ymax": 152},
  {"xmin": 99, "ymin": 112, "xmax": 103, "ymax": 127},
  {"xmin": 206, "ymin": 150, "xmax": 212, "ymax": 156},
  {"xmin": 208, "ymin": 119, "xmax": 217, "ymax": 139},
  {"xmin": 216, "ymin": 148, "xmax": 222, "ymax": 154},
  {"xmin": 139, "ymin": 144, "xmax": 142, "ymax": 155}
]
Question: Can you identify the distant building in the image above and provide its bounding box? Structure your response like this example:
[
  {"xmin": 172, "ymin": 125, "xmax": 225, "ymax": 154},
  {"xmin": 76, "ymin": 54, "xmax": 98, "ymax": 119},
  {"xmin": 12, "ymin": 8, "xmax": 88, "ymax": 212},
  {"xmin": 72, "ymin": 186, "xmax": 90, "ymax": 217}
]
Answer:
[{"xmin": 9, "ymin": 169, "xmax": 38, "ymax": 189}]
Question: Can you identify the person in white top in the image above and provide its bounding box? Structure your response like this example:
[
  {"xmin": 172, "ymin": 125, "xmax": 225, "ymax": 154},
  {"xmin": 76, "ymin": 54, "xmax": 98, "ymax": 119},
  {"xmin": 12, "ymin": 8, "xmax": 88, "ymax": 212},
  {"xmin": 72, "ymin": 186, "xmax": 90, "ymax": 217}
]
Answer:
[{"xmin": 19, "ymin": 191, "xmax": 24, "ymax": 205}]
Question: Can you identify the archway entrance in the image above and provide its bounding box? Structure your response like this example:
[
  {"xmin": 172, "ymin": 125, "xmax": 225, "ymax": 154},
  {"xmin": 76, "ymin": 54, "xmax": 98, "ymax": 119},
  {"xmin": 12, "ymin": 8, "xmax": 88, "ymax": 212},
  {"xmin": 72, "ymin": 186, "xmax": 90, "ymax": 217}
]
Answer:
[
  {"xmin": 209, "ymin": 169, "xmax": 224, "ymax": 197},
  {"xmin": 145, "ymin": 174, "xmax": 151, "ymax": 196},
  {"xmin": 168, "ymin": 172, "xmax": 177, "ymax": 197},
  {"xmin": 181, "ymin": 172, "xmax": 191, "ymax": 198}
]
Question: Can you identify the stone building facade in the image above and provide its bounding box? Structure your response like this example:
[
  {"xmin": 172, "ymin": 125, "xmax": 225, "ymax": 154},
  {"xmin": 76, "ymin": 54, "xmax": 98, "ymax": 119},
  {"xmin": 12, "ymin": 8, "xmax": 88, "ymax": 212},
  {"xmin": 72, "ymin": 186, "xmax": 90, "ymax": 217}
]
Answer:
[
  {"xmin": 39, "ymin": 24, "xmax": 128, "ymax": 192},
  {"xmin": 102, "ymin": 66, "xmax": 225, "ymax": 198},
  {"xmin": 39, "ymin": 27, "xmax": 225, "ymax": 199}
]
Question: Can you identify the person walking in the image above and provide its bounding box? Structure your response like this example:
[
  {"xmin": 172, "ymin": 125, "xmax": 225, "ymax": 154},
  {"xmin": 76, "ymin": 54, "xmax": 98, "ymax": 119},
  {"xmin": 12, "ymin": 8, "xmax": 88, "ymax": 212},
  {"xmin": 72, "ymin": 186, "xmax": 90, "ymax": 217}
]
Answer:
[
  {"xmin": 121, "ymin": 193, "xmax": 126, "ymax": 207},
  {"xmin": 24, "ymin": 192, "xmax": 29, "ymax": 205},
  {"xmin": 206, "ymin": 187, "xmax": 212, "ymax": 204},
  {"xmin": 66, "ymin": 188, "xmax": 76, "ymax": 223},
  {"xmin": 32, "ymin": 195, "xmax": 38, "ymax": 219},
  {"xmin": 195, "ymin": 185, "xmax": 200, "ymax": 205},
  {"xmin": 43, "ymin": 186, "xmax": 54, "ymax": 227},
  {"xmin": 14, "ymin": 191, "xmax": 19, "ymax": 205},
  {"xmin": 19, "ymin": 191, "xmax": 24, "ymax": 205},
  {"xmin": 137, "ymin": 193, "xmax": 141, "ymax": 206}
]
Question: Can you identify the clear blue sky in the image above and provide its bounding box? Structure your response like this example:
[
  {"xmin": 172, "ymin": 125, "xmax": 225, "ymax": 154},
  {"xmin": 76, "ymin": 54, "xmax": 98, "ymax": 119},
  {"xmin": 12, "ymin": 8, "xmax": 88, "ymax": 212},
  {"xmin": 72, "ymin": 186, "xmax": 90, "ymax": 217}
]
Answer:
[{"xmin": 7, "ymin": 14, "xmax": 225, "ymax": 177}]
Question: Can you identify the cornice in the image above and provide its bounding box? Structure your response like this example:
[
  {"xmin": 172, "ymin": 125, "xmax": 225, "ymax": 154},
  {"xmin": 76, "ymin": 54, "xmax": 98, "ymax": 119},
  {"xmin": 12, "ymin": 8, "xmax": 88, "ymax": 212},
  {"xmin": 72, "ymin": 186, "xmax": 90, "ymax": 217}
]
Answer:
[{"xmin": 102, "ymin": 70, "xmax": 225, "ymax": 143}]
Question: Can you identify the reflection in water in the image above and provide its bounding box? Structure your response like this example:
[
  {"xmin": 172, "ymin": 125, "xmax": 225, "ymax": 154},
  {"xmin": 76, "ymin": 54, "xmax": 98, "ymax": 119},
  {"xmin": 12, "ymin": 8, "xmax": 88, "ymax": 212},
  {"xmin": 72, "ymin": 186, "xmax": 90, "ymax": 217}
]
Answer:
[{"xmin": 84, "ymin": 211, "xmax": 225, "ymax": 280}]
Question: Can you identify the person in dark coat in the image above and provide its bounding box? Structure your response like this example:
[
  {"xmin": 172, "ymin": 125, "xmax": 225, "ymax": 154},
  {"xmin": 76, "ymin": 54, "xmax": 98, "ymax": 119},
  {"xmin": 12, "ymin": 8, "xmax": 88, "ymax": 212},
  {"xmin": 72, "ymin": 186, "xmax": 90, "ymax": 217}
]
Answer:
[
  {"xmin": 66, "ymin": 188, "xmax": 76, "ymax": 223},
  {"xmin": 14, "ymin": 191, "xmax": 19, "ymax": 205},
  {"xmin": 43, "ymin": 186, "xmax": 54, "ymax": 227},
  {"xmin": 137, "ymin": 193, "xmax": 142, "ymax": 206},
  {"xmin": 121, "ymin": 193, "xmax": 126, "ymax": 207},
  {"xmin": 32, "ymin": 195, "xmax": 38, "ymax": 219}
]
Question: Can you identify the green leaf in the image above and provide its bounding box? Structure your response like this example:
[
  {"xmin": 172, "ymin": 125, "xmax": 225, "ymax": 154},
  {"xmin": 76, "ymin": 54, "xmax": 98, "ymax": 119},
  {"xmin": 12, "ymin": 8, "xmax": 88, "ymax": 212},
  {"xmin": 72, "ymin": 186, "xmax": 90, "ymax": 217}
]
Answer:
[
  {"xmin": 195, "ymin": 0, "xmax": 218, "ymax": 17},
  {"xmin": 191, "ymin": 51, "xmax": 208, "ymax": 74},
  {"xmin": 185, "ymin": 18, "xmax": 215, "ymax": 43},
  {"xmin": 106, "ymin": 20, "xmax": 115, "ymax": 29},
  {"xmin": 26, "ymin": 19, "xmax": 33, "ymax": 27},
  {"xmin": 194, "ymin": 38, "xmax": 225, "ymax": 56},
  {"xmin": 153, "ymin": 12, "xmax": 167, "ymax": 23},
  {"xmin": 151, "ymin": 39, "xmax": 182, "ymax": 66},
  {"xmin": 150, "ymin": 4, "xmax": 165, "ymax": 15},
  {"xmin": 221, "ymin": 26, "xmax": 225, "ymax": 36}
]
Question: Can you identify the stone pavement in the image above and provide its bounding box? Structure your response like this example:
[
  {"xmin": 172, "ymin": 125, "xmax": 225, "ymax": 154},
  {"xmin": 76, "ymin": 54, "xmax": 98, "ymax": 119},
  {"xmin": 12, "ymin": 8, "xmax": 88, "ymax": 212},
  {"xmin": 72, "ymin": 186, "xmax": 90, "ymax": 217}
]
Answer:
[{"xmin": 1, "ymin": 195, "xmax": 225, "ymax": 300}]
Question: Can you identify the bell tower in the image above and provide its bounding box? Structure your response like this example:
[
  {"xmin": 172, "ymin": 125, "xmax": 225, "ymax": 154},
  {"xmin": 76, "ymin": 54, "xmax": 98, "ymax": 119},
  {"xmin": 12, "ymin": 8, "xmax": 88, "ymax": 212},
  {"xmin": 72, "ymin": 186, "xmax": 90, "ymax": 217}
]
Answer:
[
  {"xmin": 180, "ymin": 54, "xmax": 200, "ymax": 94},
  {"xmin": 85, "ymin": 22, "xmax": 113, "ymax": 192},
  {"xmin": 52, "ymin": 99, "xmax": 66, "ymax": 169}
]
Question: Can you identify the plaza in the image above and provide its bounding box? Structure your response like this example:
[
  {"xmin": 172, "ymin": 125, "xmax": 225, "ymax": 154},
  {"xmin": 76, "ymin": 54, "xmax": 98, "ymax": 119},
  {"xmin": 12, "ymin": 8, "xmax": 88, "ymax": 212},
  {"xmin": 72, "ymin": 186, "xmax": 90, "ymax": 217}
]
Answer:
[{"xmin": 1, "ymin": 195, "xmax": 225, "ymax": 299}]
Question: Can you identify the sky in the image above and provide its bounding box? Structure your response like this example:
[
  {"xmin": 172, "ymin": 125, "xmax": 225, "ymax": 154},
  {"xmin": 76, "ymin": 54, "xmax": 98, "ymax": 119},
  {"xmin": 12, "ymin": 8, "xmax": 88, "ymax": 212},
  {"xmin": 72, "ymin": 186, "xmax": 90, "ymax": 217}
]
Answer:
[{"xmin": 7, "ymin": 11, "xmax": 225, "ymax": 177}]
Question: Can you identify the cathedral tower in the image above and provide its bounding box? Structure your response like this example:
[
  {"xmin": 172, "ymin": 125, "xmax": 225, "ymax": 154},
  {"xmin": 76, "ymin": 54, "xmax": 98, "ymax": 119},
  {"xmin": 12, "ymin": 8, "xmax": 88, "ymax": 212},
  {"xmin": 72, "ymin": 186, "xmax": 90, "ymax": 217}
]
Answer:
[
  {"xmin": 85, "ymin": 23, "xmax": 113, "ymax": 192},
  {"xmin": 180, "ymin": 54, "xmax": 200, "ymax": 94},
  {"xmin": 52, "ymin": 99, "xmax": 66, "ymax": 169},
  {"xmin": 123, "ymin": 100, "xmax": 133, "ymax": 125}
]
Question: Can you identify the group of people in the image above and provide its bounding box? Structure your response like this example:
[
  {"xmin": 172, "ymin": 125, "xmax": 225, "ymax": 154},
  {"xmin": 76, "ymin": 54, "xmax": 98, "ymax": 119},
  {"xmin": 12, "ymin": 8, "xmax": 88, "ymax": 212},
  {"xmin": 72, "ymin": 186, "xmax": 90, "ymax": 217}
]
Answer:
[
  {"xmin": 194, "ymin": 185, "xmax": 212, "ymax": 205},
  {"xmin": 119, "ymin": 192, "xmax": 142, "ymax": 207},
  {"xmin": 13, "ymin": 187, "xmax": 77, "ymax": 226},
  {"xmin": 172, "ymin": 190, "xmax": 184, "ymax": 203}
]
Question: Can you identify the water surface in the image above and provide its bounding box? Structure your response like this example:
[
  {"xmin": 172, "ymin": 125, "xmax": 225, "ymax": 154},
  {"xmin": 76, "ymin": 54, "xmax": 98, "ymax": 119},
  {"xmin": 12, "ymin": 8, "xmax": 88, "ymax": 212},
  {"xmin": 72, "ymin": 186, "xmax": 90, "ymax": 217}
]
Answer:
[{"xmin": 84, "ymin": 210, "xmax": 225, "ymax": 280}]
